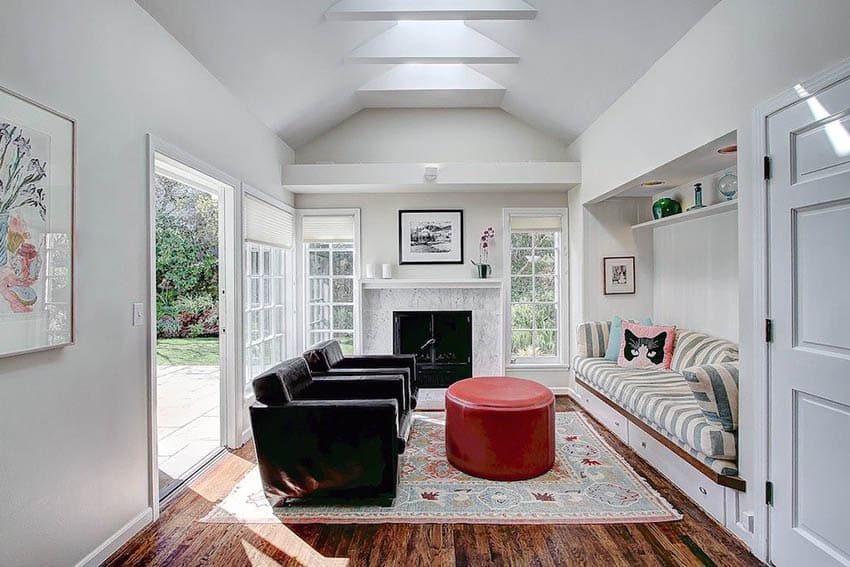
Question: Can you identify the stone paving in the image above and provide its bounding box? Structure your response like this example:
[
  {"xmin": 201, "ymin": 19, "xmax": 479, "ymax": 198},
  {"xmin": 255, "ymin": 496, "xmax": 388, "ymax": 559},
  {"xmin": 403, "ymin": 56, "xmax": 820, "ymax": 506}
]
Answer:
[{"xmin": 157, "ymin": 364, "xmax": 221, "ymax": 492}]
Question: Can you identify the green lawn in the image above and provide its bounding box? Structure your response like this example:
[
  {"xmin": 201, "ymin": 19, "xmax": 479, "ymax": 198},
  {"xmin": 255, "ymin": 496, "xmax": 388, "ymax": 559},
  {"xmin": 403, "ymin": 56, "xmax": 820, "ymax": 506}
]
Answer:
[{"xmin": 157, "ymin": 337, "xmax": 220, "ymax": 366}]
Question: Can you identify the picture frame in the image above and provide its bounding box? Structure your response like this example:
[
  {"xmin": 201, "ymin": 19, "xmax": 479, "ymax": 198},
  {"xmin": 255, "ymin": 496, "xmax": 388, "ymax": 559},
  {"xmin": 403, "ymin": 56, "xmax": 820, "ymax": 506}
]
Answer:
[
  {"xmin": 0, "ymin": 85, "xmax": 75, "ymax": 358},
  {"xmin": 398, "ymin": 209, "xmax": 464, "ymax": 265},
  {"xmin": 603, "ymin": 256, "xmax": 635, "ymax": 295}
]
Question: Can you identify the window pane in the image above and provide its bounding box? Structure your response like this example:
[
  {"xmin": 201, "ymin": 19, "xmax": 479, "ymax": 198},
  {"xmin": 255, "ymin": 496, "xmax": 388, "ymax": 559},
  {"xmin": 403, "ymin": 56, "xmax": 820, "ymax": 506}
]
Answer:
[
  {"xmin": 263, "ymin": 249, "xmax": 272, "ymax": 275},
  {"xmin": 511, "ymin": 232, "xmax": 532, "ymax": 248},
  {"xmin": 333, "ymin": 305, "xmax": 354, "ymax": 330},
  {"xmin": 511, "ymin": 249, "xmax": 533, "ymax": 275},
  {"xmin": 250, "ymin": 278, "xmax": 260, "ymax": 307},
  {"xmin": 309, "ymin": 278, "xmax": 330, "ymax": 303},
  {"xmin": 273, "ymin": 306, "xmax": 285, "ymax": 335},
  {"xmin": 511, "ymin": 303, "xmax": 534, "ymax": 330},
  {"xmin": 535, "ymin": 330, "xmax": 558, "ymax": 356},
  {"xmin": 309, "ymin": 305, "xmax": 330, "ymax": 330},
  {"xmin": 511, "ymin": 331, "xmax": 533, "ymax": 357},
  {"xmin": 250, "ymin": 248, "xmax": 260, "ymax": 275},
  {"xmin": 262, "ymin": 308, "xmax": 273, "ymax": 338},
  {"xmin": 534, "ymin": 276, "xmax": 556, "ymax": 302},
  {"xmin": 533, "ymin": 304, "xmax": 557, "ymax": 329},
  {"xmin": 309, "ymin": 251, "xmax": 330, "ymax": 275},
  {"xmin": 249, "ymin": 344, "xmax": 262, "ymax": 379},
  {"xmin": 309, "ymin": 331, "xmax": 332, "ymax": 346},
  {"xmin": 334, "ymin": 332, "xmax": 354, "ymax": 355},
  {"xmin": 533, "ymin": 232, "xmax": 555, "ymax": 248},
  {"xmin": 511, "ymin": 277, "xmax": 533, "ymax": 302},
  {"xmin": 333, "ymin": 278, "xmax": 353, "ymax": 303},
  {"xmin": 332, "ymin": 251, "xmax": 354, "ymax": 276},
  {"xmin": 308, "ymin": 242, "xmax": 330, "ymax": 250},
  {"xmin": 533, "ymin": 250, "xmax": 556, "ymax": 275},
  {"xmin": 263, "ymin": 339, "xmax": 274, "ymax": 368},
  {"xmin": 262, "ymin": 278, "xmax": 272, "ymax": 306},
  {"xmin": 250, "ymin": 311, "xmax": 261, "ymax": 342}
]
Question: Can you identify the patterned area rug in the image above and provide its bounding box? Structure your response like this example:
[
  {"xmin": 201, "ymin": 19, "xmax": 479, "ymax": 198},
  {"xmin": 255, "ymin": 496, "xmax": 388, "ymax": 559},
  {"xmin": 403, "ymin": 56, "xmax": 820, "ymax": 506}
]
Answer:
[{"xmin": 201, "ymin": 412, "xmax": 681, "ymax": 525}]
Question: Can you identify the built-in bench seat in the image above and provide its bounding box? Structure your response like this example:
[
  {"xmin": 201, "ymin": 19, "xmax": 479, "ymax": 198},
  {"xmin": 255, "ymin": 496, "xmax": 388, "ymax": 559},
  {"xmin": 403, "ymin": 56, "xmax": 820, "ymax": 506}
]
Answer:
[
  {"xmin": 574, "ymin": 356, "xmax": 738, "ymax": 476},
  {"xmin": 571, "ymin": 321, "xmax": 746, "ymax": 524}
]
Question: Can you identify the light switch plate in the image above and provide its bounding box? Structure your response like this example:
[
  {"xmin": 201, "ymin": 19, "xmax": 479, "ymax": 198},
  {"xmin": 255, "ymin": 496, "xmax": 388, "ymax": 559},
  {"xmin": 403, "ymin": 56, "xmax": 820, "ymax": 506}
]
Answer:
[{"xmin": 133, "ymin": 302, "xmax": 145, "ymax": 327}]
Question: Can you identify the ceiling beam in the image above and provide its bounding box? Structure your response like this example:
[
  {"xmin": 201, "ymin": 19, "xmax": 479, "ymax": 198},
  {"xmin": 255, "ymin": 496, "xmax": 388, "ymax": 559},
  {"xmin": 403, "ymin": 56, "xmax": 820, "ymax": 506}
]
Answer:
[
  {"xmin": 347, "ymin": 21, "xmax": 519, "ymax": 64},
  {"xmin": 357, "ymin": 64, "xmax": 506, "ymax": 107},
  {"xmin": 326, "ymin": 0, "xmax": 538, "ymax": 21}
]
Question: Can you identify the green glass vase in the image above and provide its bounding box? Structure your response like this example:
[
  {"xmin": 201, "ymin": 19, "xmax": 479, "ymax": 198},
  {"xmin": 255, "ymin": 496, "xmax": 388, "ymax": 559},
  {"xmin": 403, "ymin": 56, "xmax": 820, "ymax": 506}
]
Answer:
[{"xmin": 652, "ymin": 197, "xmax": 682, "ymax": 220}]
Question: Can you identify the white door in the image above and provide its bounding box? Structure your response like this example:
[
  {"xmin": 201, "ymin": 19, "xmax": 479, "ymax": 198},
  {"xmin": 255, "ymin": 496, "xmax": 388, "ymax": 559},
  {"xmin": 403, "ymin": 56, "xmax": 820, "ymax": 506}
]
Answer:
[{"xmin": 768, "ymin": 73, "xmax": 850, "ymax": 566}]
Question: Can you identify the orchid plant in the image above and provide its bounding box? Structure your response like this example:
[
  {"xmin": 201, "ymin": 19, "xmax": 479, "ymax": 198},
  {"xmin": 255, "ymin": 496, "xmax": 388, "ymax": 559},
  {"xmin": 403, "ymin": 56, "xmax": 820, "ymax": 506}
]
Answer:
[
  {"xmin": 0, "ymin": 123, "xmax": 48, "ymax": 220},
  {"xmin": 475, "ymin": 226, "xmax": 496, "ymax": 265}
]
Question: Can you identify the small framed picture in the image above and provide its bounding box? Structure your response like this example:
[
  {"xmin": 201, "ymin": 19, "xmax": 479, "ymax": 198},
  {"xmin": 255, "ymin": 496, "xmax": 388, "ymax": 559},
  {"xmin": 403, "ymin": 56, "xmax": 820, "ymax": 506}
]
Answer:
[
  {"xmin": 603, "ymin": 256, "xmax": 635, "ymax": 295},
  {"xmin": 398, "ymin": 209, "xmax": 464, "ymax": 265}
]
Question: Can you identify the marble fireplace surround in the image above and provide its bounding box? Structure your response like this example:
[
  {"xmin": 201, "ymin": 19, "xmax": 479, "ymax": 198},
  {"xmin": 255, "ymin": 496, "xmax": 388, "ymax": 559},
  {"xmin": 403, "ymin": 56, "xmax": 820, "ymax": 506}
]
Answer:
[{"xmin": 361, "ymin": 286, "xmax": 503, "ymax": 376}]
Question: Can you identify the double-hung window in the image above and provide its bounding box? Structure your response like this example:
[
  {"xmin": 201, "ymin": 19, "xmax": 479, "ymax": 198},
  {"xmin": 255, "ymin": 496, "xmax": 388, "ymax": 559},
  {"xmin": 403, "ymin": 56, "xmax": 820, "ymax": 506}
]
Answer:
[
  {"xmin": 243, "ymin": 193, "xmax": 295, "ymax": 397},
  {"xmin": 504, "ymin": 209, "xmax": 567, "ymax": 366},
  {"xmin": 301, "ymin": 212, "xmax": 359, "ymax": 354}
]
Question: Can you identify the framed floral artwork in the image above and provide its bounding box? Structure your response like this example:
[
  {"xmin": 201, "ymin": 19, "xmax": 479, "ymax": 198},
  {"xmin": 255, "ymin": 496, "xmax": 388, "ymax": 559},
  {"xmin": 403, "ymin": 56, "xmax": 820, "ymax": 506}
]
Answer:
[{"xmin": 0, "ymin": 85, "xmax": 75, "ymax": 357}]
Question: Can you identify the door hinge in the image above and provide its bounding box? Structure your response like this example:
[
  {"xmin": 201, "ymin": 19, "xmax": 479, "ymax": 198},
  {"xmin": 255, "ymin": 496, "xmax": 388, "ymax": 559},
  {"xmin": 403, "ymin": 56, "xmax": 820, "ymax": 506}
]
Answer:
[
  {"xmin": 763, "ymin": 155, "xmax": 772, "ymax": 180},
  {"xmin": 765, "ymin": 318, "xmax": 773, "ymax": 343},
  {"xmin": 766, "ymin": 481, "xmax": 774, "ymax": 506}
]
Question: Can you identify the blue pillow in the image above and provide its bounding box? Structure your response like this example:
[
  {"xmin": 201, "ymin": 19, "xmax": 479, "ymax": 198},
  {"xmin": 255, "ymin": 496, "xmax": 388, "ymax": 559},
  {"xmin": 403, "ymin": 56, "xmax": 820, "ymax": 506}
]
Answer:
[{"xmin": 605, "ymin": 315, "xmax": 653, "ymax": 361}]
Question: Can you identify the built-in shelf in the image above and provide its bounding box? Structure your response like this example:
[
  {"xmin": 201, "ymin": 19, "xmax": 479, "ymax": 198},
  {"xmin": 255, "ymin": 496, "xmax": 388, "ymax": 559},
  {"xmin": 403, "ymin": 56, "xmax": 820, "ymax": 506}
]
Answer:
[
  {"xmin": 361, "ymin": 278, "xmax": 502, "ymax": 289},
  {"xmin": 631, "ymin": 199, "xmax": 738, "ymax": 231}
]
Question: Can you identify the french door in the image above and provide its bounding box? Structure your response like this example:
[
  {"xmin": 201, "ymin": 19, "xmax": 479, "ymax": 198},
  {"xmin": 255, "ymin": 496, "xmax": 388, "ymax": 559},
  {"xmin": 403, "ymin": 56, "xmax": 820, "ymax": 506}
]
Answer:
[{"xmin": 767, "ymin": 70, "xmax": 850, "ymax": 566}]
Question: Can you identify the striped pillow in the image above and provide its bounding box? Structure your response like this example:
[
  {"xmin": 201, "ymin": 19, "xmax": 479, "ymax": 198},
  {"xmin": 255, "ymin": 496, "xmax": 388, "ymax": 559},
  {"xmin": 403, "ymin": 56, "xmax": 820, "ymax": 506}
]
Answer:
[
  {"xmin": 670, "ymin": 330, "xmax": 738, "ymax": 371},
  {"xmin": 682, "ymin": 362, "xmax": 739, "ymax": 432},
  {"xmin": 576, "ymin": 321, "xmax": 611, "ymax": 358}
]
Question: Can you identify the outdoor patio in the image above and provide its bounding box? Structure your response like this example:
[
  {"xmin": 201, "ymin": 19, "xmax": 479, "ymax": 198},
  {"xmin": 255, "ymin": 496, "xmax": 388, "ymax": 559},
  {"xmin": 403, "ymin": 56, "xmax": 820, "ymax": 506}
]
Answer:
[{"xmin": 157, "ymin": 364, "xmax": 220, "ymax": 491}]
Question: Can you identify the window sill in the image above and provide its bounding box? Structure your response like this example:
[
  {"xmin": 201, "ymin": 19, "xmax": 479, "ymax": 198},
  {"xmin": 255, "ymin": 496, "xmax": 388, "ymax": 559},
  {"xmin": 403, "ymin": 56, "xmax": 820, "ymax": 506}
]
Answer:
[{"xmin": 506, "ymin": 363, "xmax": 570, "ymax": 371}]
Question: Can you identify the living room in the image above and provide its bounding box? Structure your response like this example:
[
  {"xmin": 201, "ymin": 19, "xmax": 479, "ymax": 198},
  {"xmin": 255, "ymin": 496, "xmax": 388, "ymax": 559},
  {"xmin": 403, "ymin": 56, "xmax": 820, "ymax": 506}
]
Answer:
[{"xmin": 1, "ymin": 1, "xmax": 849, "ymax": 566}]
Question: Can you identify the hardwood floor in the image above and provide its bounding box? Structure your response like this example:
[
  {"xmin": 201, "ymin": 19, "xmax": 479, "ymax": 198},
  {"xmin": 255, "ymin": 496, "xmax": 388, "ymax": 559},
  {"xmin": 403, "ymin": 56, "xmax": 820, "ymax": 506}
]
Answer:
[{"xmin": 106, "ymin": 398, "xmax": 764, "ymax": 566}]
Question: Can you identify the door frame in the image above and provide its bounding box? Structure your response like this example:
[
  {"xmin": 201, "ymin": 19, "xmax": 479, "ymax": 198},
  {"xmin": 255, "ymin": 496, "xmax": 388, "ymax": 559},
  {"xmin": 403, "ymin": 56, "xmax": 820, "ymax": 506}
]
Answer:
[
  {"xmin": 145, "ymin": 134, "xmax": 241, "ymax": 518},
  {"xmin": 752, "ymin": 56, "xmax": 850, "ymax": 564}
]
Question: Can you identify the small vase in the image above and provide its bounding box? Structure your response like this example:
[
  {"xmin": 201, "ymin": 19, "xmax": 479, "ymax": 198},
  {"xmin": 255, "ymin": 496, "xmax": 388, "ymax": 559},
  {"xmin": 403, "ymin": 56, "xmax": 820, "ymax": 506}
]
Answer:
[
  {"xmin": 718, "ymin": 171, "xmax": 738, "ymax": 201},
  {"xmin": 0, "ymin": 212, "xmax": 9, "ymax": 267},
  {"xmin": 476, "ymin": 264, "xmax": 491, "ymax": 279},
  {"xmin": 688, "ymin": 183, "xmax": 706, "ymax": 211},
  {"xmin": 652, "ymin": 198, "xmax": 682, "ymax": 220}
]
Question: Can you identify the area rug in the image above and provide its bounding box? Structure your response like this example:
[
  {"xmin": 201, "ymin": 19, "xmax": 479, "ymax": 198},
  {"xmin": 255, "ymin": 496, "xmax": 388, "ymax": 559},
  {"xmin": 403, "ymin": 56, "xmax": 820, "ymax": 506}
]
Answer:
[
  {"xmin": 200, "ymin": 412, "xmax": 681, "ymax": 525},
  {"xmin": 415, "ymin": 388, "xmax": 446, "ymax": 411}
]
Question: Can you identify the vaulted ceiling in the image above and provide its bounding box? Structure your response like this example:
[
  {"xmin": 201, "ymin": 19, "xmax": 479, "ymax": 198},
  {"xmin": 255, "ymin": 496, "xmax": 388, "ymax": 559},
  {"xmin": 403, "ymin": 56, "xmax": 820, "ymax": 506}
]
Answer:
[{"xmin": 137, "ymin": 0, "xmax": 718, "ymax": 148}]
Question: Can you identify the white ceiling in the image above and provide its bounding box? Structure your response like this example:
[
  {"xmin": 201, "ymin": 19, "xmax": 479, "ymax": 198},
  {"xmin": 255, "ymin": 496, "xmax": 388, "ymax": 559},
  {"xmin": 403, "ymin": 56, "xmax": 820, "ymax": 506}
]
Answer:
[{"xmin": 137, "ymin": 0, "xmax": 719, "ymax": 148}]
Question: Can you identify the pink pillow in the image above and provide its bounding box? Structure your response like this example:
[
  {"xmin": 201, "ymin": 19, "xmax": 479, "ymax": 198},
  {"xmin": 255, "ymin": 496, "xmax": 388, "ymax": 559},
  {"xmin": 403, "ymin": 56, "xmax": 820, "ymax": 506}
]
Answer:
[{"xmin": 617, "ymin": 322, "xmax": 676, "ymax": 370}]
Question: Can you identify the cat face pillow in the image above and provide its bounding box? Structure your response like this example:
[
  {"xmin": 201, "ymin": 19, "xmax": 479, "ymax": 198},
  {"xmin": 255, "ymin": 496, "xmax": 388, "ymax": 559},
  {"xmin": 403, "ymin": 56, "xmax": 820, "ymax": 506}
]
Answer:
[{"xmin": 617, "ymin": 322, "xmax": 676, "ymax": 370}]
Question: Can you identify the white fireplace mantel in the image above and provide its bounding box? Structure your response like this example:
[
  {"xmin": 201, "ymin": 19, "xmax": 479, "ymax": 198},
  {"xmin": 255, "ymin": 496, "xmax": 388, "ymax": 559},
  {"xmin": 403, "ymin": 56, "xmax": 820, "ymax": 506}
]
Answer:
[{"xmin": 360, "ymin": 278, "xmax": 502, "ymax": 290}]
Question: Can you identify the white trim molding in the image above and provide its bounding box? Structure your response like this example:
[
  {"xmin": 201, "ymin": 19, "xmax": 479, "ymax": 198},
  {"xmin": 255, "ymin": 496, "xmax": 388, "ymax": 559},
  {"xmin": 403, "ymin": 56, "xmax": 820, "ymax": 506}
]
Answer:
[{"xmin": 75, "ymin": 508, "xmax": 153, "ymax": 567}]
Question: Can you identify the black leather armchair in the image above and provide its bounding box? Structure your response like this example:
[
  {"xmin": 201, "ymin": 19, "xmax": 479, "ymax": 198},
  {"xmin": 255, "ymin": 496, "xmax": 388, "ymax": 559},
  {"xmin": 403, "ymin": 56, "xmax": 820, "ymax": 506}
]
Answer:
[
  {"xmin": 304, "ymin": 339, "xmax": 419, "ymax": 410},
  {"xmin": 250, "ymin": 357, "xmax": 404, "ymax": 505}
]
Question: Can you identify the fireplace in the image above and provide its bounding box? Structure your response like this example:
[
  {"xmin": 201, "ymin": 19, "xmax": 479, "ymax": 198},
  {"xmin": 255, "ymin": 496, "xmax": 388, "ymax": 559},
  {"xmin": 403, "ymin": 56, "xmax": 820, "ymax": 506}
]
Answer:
[{"xmin": 393, "ymin": 310, "xmax": 472, "ymax": 388}]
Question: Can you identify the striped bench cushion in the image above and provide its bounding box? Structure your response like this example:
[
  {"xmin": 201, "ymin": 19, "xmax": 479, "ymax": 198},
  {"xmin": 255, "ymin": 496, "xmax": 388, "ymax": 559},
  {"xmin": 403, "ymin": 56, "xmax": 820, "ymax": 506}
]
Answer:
[
  {"xmin": 683, "ymin": 363, "xmax": 739, "ymax": 432},
  {"xmin": 574, "ymin": 356, "xmax": 738, "ymax": 476},
  {"xmin": 576, "ymin": 321, "xmax": 611, "ymax": 359},
  {"xmin": 670, "ymin": 330, "xmax": 739, "ymax": 371}
]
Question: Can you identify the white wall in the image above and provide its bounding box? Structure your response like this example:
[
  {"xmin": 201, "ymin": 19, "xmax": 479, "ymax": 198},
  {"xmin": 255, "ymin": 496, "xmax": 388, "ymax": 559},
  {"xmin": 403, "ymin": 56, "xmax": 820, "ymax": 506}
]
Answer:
[
  {"xmin": 651, "ymin": 171, "xmax": 739, "ymax": 341},
  {"xmin": 0, "ymin": 1, "xmax": 293, "ymax": 565},
  {"xmin": 295, "ymin": 108, "xmax": 570, "ymax": 164},
  {"xmin": 581, "ymin": 199, "xmax": 654, "ymax": 324},
  {"xmin": 294, "ymin": 192, "xmax": 568, "ymax": 280},
  {"xmin": 565, "ymin": 0, "xmax": 850, "ymax": 554}
]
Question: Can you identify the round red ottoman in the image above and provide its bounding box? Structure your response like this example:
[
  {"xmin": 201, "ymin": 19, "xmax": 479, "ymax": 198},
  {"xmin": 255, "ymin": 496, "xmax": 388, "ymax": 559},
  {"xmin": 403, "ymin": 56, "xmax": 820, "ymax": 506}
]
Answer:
[{"xmin": 445, "ymin": 376, "xmax": 555, "ymax": 481}]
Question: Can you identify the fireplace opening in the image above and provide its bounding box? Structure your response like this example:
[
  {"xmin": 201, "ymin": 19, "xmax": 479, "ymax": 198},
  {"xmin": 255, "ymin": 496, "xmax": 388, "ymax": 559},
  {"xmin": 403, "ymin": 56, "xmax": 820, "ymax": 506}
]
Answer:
[{"xmin": 393, "ymin": 310, "xmax": 472, "ymax": 388}]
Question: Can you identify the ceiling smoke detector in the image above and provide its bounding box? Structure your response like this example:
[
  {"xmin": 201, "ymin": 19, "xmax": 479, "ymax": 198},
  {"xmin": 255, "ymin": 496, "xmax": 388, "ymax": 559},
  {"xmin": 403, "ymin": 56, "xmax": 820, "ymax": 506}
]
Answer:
[{"xmin": 424, "ymin": 165, "xmax": 439, "ymax": 182}]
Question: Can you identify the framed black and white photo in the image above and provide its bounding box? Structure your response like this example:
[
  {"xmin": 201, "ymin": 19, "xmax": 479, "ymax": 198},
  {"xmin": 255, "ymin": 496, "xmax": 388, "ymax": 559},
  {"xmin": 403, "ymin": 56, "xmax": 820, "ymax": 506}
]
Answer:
[
  {"xmin": 0, "ymin": 84, "xmax": 75, "ymax": 358},
  {"xmin": 398, "ymin": 209, "xmax": 463, "ymax": 265},
  {"xmin": 603, "ymin": 256, "xmax": 635, "ymax": 295}
]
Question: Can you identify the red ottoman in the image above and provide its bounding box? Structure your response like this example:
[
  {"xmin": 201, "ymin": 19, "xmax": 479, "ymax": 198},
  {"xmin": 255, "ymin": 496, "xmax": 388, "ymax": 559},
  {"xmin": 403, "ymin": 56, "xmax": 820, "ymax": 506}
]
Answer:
[{"xmin": 445, "ymin": 376, "xmax": 555, "ymax": 481}]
